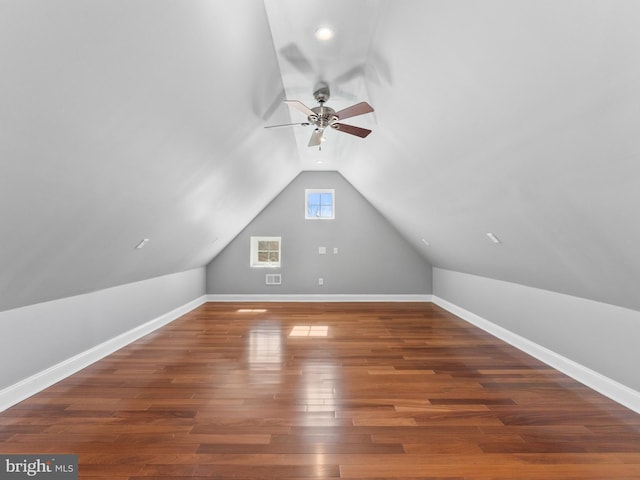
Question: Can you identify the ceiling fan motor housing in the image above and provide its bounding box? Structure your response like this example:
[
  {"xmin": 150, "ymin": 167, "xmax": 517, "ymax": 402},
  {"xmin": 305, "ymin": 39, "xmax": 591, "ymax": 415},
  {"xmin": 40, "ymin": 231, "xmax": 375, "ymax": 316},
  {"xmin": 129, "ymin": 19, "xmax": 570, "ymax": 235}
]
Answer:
[{"xmin": 309, "ymin": 105, "xmax": 338, "ymax": 129}]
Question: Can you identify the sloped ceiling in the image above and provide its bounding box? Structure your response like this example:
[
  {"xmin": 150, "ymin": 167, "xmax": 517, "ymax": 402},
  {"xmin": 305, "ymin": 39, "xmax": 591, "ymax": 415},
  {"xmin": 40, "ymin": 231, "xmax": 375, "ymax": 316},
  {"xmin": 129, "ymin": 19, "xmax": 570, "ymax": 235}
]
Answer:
[
  {"xmin": 1, "ymin": 1, "xmax": 639, "ymax": 312},
  {"xmin": 0, "ymin": 0, "xmax": 300, "ymax": 311}
]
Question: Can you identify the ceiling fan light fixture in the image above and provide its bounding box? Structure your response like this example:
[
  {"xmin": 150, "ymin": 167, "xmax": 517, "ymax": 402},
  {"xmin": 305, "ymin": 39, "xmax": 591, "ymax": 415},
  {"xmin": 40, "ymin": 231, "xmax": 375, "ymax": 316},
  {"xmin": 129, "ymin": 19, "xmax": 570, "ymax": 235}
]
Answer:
[{"xmin": 314, "ymin": 26, "xmax": 334, "ymax": 42}]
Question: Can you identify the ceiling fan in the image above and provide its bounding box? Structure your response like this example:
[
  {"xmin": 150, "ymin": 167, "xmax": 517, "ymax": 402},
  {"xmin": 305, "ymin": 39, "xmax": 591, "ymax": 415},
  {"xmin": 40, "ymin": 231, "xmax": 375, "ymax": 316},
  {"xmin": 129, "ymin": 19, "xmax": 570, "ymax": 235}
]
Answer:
[{"xmin": 265, "ymin": 82, "xmax": 374, "ymax": 148}]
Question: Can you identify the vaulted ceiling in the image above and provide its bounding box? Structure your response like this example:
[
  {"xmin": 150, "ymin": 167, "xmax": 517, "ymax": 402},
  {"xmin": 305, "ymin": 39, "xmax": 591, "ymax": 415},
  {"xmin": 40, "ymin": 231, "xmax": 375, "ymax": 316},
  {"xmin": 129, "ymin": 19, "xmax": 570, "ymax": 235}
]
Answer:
[{"xmin": 1, "ymin": 0, "xmax": 639, "ymax": 312}]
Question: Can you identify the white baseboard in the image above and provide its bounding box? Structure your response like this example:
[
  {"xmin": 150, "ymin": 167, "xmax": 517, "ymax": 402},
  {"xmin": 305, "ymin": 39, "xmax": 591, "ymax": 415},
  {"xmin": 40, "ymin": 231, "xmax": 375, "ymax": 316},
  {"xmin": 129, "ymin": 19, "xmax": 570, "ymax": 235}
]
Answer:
[
  {"xmin": 206, "ymin": 294, "xmax": 433, "ymax": 302},
  {"xmin": 432, "ymin": 295, "xmax": 640, "ymax": 415},
  {"xmin": 0, "ymin": 295, "xmax": 207, "ymax": 412}
]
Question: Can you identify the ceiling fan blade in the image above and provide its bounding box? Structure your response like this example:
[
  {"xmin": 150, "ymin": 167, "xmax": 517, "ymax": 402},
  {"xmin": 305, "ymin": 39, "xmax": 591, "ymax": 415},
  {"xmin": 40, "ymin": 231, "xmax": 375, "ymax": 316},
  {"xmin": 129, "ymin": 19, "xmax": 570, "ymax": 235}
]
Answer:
[
  {"xmin": 335, "ymin": 101, "xmax": 374, "ymax": 121},
  {"xmin": 280, "ymin": 43, "xmax": 314, "ymax": 75},
  {"xmin": 264, "ymin": 122, "xmax": 309, "ymax": 129},
  {"xmin": 308, "ymin": 129, "xmax": 324, "ymax": 147},
  {"xmin": 284, "ymin": 100, "xmax": 316, "ymax": 118},
  {"xmin": 332, "ymin": 123, "xmax": 372, "ymax": 138},
  {"xmin": 260, "ymin": 88, "xmax": 286, "ymax": 121}
]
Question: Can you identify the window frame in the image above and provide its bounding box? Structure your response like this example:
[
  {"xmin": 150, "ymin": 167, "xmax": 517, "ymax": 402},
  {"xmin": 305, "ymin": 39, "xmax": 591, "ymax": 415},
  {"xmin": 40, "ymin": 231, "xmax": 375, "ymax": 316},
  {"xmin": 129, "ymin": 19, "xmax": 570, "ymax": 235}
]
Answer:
[
  {"xmin": 305, "ymin": 188, "xmax": 335, "ymax": 220},
  {"xmin": 250, "ymin": 236, "xmax": 282, "ymax": 268}
]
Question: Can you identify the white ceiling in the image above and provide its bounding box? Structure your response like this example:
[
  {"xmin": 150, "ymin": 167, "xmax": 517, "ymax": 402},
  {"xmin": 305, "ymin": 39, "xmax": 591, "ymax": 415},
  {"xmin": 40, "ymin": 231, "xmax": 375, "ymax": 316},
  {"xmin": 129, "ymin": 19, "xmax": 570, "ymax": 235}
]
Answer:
[{"xmin": 1, "ymin": 0, "xmax": 639, "ymax": 312}]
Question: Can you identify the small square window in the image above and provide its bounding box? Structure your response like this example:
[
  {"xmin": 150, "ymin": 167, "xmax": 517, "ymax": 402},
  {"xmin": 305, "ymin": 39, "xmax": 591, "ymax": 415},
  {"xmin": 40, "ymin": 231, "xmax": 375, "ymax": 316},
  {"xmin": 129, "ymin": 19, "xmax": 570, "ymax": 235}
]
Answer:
[
  {"xmin": 250, "ymin": 236, "xmax": 281, "ymax": 268},
  {"xmin": 305, "ymin": 189, "xmax": 335, "ymax": 219}
]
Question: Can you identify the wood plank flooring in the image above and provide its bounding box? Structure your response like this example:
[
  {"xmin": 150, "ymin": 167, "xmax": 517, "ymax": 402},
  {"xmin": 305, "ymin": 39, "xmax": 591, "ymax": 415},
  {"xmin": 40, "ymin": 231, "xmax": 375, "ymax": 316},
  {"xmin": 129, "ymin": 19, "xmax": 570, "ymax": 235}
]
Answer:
[{"xmin": 2, "ymin": 301, "xmax": 640, "ymax": 479}]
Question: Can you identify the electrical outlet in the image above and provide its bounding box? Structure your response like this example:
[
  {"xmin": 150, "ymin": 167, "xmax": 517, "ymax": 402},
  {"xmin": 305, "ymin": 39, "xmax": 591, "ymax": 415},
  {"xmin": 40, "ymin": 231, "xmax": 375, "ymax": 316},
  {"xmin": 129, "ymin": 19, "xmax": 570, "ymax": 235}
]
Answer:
[
  {"xmin": 319, "ymin": 246, "xmax": 326, "ymax": 254},
  {"xmin": 318, "ymin": 277, "xmax": 324, "ymax": 286},
  {"xmin": 333, "ymin": 247, "xmax": 338, "ymax": 254}
]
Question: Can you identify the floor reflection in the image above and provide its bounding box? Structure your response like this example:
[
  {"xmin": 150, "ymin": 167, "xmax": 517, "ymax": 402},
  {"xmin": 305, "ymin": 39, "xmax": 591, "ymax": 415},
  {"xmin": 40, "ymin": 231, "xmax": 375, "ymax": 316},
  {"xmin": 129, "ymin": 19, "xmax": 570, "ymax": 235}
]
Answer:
[
  {"xmin": 248, "ymin": 322, "xmax": 282, "ymax": 365},
  {"xmin": 243, "ymin": 320, "xmax": 285, "ymax": 387},
  {"xmin": 302, "ymin": 361, "xmax": 339, "ymax": 414},
  {"xmin": 289, "ymin": 325, "xmax": 329, "ymax": 337}
]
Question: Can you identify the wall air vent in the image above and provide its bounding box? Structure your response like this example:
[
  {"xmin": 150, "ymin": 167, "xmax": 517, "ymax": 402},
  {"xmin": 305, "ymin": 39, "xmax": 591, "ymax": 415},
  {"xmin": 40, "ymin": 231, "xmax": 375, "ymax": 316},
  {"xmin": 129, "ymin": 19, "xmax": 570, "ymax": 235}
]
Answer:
[{"xmin": 265, "ymin": 274, "xmax": 282, "ymax": 285}]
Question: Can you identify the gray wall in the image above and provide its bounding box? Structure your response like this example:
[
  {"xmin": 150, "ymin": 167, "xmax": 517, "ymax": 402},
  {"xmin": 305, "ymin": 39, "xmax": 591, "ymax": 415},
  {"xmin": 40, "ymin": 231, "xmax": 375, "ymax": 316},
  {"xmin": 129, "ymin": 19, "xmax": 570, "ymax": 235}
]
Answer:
[
  {"xmin": 0, "ymin": 267, "xmax": 205, "ymax": 391},
  {"xmin": 433, "ymin": 267, "xmax": 640, "ymax": 392},
  {"xmin": 207, "ymin": 171, "xmax": 432, "ymax": 295}
]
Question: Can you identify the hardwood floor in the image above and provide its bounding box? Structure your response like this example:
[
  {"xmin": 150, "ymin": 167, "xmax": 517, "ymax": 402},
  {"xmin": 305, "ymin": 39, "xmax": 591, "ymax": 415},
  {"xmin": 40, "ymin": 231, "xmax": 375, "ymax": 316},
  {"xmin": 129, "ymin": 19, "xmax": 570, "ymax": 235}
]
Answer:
[{"xmin": 1, "ymin": 301, "xmax": 640, "ymax": 479}]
